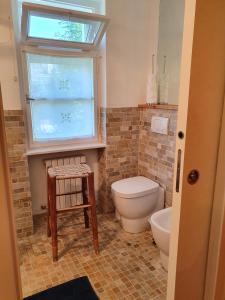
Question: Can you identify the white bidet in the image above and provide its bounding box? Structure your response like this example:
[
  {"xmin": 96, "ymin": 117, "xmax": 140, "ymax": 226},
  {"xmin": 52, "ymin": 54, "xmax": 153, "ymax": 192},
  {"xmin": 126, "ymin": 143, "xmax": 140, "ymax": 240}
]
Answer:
[{"xmin": 149, "ymin": 207, "xmax": 171, "ymax": 270}]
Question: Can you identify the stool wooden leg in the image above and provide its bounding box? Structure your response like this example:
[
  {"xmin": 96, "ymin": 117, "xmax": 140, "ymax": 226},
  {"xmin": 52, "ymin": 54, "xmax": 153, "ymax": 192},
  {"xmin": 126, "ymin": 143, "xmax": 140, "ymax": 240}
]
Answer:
[
  {"xmin": 47, "ymin": 174, "xmax": 51, "ymax": 237},
  {"xmin": 50, "ymin": 176, "xmax": 58, "ymax": 262},
  {"xmin": 82, "ymin": 177, "xmax": 89, "ymax": 228},
  {"xmin": 87, "ymin": 173, "xmax": 99, "ymax": 254}
]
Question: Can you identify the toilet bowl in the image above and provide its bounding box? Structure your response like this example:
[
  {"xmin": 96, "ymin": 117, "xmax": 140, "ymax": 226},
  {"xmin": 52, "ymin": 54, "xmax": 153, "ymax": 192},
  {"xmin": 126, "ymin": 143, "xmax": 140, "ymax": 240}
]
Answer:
[
  {"xmin": 149, "ymin": 207, "xmax": 171, "ymax": 270},
  {"xmin": 111, "ymin": 176, "xmax": 164, "ymax": 233}
]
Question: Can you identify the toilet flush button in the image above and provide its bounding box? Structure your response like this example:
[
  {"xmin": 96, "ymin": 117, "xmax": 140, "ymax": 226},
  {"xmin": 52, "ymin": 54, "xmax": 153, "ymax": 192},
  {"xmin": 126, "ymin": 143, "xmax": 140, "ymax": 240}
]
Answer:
[{"xmin": 151, "ymin": 116, "xmax": 169, "ymax": 135}]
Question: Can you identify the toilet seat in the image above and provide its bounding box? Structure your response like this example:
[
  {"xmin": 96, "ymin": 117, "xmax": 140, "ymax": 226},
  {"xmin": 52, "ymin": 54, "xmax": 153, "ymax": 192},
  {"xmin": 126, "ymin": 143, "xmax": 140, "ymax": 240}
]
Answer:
[{"xmin": 111, "ymin": 176, "xmax": 159, "ymax": 198}]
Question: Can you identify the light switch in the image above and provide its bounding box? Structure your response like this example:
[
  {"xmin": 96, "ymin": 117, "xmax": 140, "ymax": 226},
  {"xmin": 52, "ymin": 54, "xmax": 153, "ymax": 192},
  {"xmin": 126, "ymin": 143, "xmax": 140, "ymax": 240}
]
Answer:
[{"xmin": 151, "ymin": 116, "xmax": 169, "ymax": 135}]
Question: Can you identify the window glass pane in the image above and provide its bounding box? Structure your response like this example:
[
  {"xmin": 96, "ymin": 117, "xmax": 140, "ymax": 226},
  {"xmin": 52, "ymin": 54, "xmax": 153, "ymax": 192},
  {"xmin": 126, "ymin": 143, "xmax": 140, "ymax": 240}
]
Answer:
[
  {"xmin": 26, "ymin": 53, "xmax": 94, "ymax": 100},
  {"xmin": 30, "ymin": 99, "xmax": 95, "ymax": 141},
  {"xmin": 26, "ymin": 53, "xmax": 95, "ymax": 141},
  {"xmin": 28, "ymin": 11, "xmax": 101, "ymax": 44}
]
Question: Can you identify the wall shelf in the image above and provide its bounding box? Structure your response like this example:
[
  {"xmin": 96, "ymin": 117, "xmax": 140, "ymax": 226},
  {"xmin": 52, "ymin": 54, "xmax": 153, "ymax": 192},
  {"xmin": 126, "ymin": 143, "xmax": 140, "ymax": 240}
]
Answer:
[{"xmin": 138, "ymin": 103, "xmax": 178, "ymax": 110}]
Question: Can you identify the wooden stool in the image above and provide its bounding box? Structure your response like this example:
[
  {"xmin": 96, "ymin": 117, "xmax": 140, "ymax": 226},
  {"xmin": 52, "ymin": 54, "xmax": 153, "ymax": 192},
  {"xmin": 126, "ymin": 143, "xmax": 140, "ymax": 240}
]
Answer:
[{"xmin": 47, "ymin": 163, "xmax": 99, "ymax": 261}]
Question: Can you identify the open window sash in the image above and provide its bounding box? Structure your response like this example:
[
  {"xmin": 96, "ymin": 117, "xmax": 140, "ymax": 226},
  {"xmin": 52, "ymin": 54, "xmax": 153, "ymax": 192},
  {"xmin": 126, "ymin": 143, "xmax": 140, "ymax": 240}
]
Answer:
[{"xmin": 21, "ymin": 2, "xmax": 109, "ymax": 50}]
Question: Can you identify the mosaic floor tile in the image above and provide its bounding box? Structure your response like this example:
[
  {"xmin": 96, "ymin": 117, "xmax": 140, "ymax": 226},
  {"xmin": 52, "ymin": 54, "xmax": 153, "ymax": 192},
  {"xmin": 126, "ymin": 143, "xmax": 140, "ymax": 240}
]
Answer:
[{"xmin": 18, "ymin": 213, "xmax": 167, "ymax": 299}]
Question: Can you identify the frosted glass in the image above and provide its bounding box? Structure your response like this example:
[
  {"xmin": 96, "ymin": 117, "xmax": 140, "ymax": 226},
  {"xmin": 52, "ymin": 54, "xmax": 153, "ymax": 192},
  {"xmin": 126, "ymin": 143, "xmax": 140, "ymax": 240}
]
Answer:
[
  {"xmin": 26, "ymin": 54, "xmax": 95, "ymax": 141},
  {"xmin": 28, "ymin": 11, "xmax": 101, "ymax": 44},
  {"xmin": 30, "ymin": 100, "xmax": 95, "ymax": 141},
  {"xmin": 26, "ymin": 54, "xmax": 94, "ymax": 100}
]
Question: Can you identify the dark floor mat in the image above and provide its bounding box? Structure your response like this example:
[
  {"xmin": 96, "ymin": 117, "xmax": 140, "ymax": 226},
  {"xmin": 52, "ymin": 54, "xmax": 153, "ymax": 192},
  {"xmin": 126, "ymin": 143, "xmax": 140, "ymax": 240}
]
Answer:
[{"xmin": 24, "ymin": 276, "xmax": 99, "ymax": 300}]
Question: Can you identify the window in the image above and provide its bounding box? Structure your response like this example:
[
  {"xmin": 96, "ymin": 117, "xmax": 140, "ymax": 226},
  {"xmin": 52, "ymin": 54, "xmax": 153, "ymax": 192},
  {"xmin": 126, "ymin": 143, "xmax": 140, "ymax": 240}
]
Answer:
[
  {"xmin": 21, "ymin": 2, "xmax": 109, "ymax": 50},
  {"xmin": 20, "ymin": 1, "xmax": 108, "ymax": 149},
  {"xmin": 24, "ymin": 52, "xmax": 96, "ymax": 143}
]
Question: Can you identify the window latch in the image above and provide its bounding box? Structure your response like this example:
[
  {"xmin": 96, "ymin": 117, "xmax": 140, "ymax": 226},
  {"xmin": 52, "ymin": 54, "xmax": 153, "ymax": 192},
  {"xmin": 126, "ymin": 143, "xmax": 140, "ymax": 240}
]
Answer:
[{"xmin": 26, "ymin": 95, "xmax": 36, "ymax": 102}]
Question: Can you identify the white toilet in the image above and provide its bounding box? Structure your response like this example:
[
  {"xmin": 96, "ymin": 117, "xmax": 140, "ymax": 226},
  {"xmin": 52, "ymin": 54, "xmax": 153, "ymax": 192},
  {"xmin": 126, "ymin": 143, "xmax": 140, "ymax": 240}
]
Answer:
[
  {"xmin": 111, "ymin": 176, "xmax": 164, "ymax": 233},
  {"xmin": 149, "ymin": 207, "xmax": 171, "ymax": 270}
]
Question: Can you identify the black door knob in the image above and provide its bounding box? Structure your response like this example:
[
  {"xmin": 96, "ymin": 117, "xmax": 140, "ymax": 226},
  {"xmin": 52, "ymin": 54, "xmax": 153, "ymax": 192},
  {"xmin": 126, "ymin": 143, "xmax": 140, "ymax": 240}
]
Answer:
[{"xmin": 187, "ymin": 170, "xmax": 199, "ymax": 185}]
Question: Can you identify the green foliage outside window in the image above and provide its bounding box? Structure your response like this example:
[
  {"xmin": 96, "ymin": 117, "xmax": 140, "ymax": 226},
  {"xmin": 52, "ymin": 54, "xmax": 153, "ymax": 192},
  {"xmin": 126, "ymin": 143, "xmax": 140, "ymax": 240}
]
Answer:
[{"xmin": 55, "ymin": 21, "xmax": 83, "ymax": 42}]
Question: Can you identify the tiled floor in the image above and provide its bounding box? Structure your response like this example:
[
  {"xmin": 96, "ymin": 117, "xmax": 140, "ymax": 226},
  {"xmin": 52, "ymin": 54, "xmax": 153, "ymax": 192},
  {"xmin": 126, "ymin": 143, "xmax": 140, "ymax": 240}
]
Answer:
[{"xmin": 18, "ymin": 213, "xmax": 167, "ymax": 299}]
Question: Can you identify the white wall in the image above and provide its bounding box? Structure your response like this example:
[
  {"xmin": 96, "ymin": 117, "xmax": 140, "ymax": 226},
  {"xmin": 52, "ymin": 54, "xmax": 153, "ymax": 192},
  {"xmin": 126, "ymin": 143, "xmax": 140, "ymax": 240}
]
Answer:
[
  {"xmin": 0, "ymin": 0, "xmax": 21, "ymax": 110},
  {"xmin": 157, "ymin": 0, "xmax": 185, "ymax": 104},
  {"xmin": 0, "ymin": 0, "xmax": 160, "ymax": 110},
  {"xmin": 105, "ymin": 0, "xmax": 160, "ymax": 108}
]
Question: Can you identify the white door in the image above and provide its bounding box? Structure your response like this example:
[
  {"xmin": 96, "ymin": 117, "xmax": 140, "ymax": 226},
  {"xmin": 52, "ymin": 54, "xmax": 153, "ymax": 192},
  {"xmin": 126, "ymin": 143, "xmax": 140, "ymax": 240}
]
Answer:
[{"xmin": 167, "ymin": 0, "xmax": 225, "ymax": 299}]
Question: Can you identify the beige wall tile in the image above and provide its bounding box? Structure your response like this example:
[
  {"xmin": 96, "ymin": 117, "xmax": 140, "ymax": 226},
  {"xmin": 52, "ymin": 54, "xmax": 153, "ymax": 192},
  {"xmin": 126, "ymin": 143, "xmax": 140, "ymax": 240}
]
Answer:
[
  {"xmin": 138, "ymin": 109, "xmax": 177, "ymax": 207},
  {"xmin": 4, "ymin": 110, "xmax": 33, "ymax": 238},
  {"xmin": 99, "ymin": 107, "xmax": 177, "ymax": 211}
]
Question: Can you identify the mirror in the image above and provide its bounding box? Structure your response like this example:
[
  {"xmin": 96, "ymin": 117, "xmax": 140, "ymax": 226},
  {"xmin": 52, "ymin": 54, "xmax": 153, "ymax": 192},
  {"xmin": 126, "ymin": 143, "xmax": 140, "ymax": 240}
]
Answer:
[{"xmin": 157, "ymin": 0, "xmax": 185, "ymax": 105}]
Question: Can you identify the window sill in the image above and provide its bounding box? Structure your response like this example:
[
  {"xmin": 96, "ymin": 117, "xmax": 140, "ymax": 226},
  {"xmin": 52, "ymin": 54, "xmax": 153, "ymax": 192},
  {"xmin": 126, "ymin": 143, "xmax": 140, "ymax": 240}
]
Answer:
[{"xmin": 25, "ymin": 142, "xmax": 106, "ymax": 156}]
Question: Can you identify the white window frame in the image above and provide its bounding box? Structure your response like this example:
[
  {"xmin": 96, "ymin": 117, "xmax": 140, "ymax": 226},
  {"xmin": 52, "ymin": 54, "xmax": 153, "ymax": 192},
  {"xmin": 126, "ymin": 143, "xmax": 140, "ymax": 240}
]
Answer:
[
  {"xmin": 21, "ymin": 46, "xmax": 100, "ymax": 149},
  {"xmin": 21, "ymin": 2, "xmax": 109, "ymax": 50},
  {"xmin": 19, "ymin": 0, "xmax": 104, "ymax": 14}
]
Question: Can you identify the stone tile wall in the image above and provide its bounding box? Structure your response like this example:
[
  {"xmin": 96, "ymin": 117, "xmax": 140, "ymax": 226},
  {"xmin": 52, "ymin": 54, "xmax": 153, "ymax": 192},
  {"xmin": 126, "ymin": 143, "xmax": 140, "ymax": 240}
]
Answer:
[
  {"xmin": 138, "ymin": 108, "xmax": 177, "ymax": 206},
  {"xmin": 99, "ymin": 107, "xmax": 177, "ymax": 211},
  {"xmin": 3, "ymin": 107, "xmax": 176, "ymax": 234},
  {"xmin": 4, "ymin": 110, "xmax": 33, "ymax": 238},
  {"xmin": 98, "ymin": 107, "xmax": 140, "ymax": 212}
]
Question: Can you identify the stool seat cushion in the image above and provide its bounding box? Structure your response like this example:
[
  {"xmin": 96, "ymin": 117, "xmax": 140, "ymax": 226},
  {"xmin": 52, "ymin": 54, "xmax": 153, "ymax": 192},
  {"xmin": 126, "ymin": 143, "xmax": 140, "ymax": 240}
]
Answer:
[{"xmin": 48, "ymin": 163, "xmax": 91, "ymax": 179}]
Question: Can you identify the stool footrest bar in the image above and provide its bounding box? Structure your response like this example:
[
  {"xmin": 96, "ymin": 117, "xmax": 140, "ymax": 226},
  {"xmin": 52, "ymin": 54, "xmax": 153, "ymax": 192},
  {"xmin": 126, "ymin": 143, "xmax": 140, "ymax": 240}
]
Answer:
[
  {"xmin": 56, "ymin": 204, "xmax": 91, "ymax": 213},
  {"xmin": 56, "ymin": 190, "xmax": 82, "ymax": 197}
]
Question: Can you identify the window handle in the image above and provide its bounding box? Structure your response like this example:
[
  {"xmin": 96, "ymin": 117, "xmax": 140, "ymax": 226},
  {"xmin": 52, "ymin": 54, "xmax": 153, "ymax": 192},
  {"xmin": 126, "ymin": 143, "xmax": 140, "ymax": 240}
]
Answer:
[{"xmin": 26, "ymin": 95, "xmax": 36, "ymax": 102}]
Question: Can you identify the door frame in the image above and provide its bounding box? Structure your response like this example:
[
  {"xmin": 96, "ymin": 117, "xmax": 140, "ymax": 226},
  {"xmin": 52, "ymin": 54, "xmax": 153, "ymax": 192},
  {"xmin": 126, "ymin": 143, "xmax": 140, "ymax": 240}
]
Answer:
[
  {"xmin": 204, "ymin": 94, "xmax": 225, "ymax": 300},
  {"xmin": 1, "ymin": 0, "xmax": 225, "ymax": 299},
  {"xmin": 0, "ymin": 85, "xmax": 22, "ymax": 300}
]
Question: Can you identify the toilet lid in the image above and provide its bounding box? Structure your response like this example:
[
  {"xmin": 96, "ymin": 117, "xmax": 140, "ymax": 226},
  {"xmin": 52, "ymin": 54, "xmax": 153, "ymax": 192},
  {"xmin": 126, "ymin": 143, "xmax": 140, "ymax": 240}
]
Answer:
[{"xmin": 111, "ymin": 176, "xmax": 159, "ymax": 199}]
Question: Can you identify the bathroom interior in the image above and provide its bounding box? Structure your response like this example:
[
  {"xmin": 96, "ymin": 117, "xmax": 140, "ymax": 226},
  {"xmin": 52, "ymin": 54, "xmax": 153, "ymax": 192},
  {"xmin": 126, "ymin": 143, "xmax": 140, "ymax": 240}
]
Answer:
[{"xmin": 1, "ymin": 0, "xmax": 185, "ymax": 299}]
